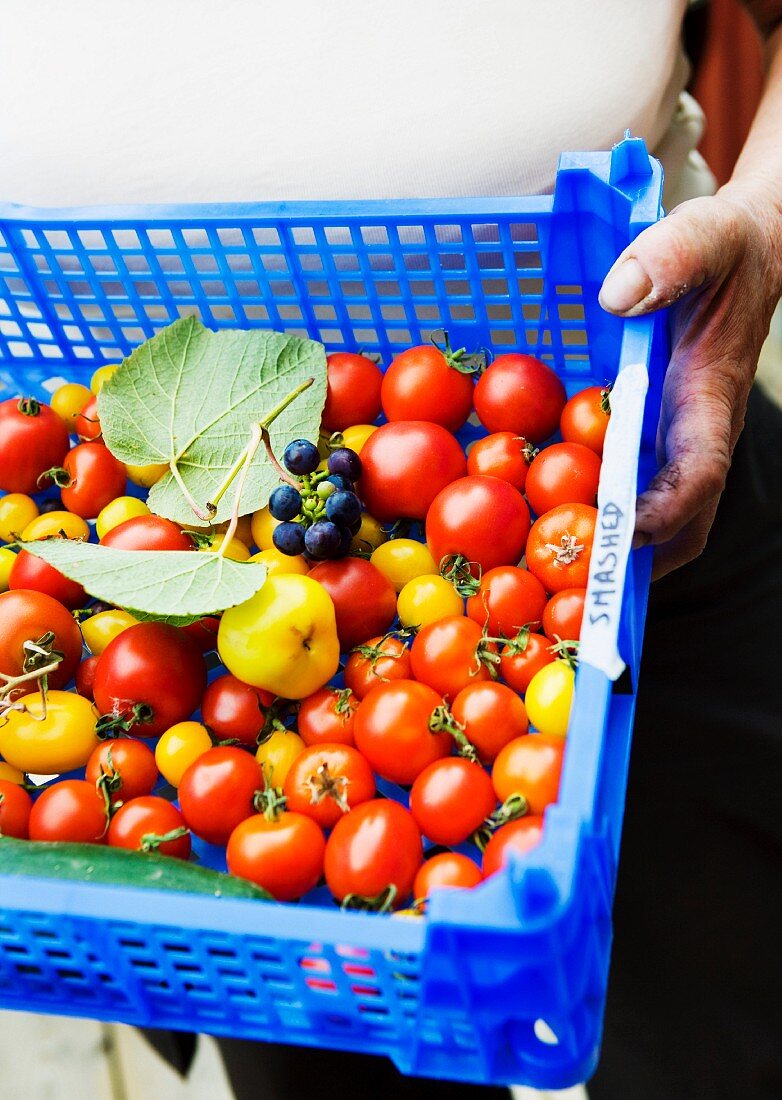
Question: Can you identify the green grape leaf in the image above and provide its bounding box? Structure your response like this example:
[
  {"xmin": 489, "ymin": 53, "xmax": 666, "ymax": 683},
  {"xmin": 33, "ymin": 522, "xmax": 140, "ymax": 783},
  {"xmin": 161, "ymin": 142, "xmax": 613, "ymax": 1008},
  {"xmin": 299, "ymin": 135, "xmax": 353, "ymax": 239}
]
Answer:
[
  {"xmin": 20, "ymin": 541, "xmax": 267, "ymax": 626},
  {"xmin": 97, "ymin": 317, "xmax": 327, "ymax": 525}
]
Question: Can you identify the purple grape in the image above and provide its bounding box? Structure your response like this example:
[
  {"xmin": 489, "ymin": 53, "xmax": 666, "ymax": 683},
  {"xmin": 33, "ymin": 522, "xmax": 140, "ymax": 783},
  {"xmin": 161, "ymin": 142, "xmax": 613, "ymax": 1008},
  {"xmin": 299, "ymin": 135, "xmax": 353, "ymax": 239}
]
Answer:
[
  {"xmin": 273, "ymin": 521, "xmax": 306, "ymax": 556},
  {"xmin": 327, "ymin": 447, "xmax": 362, "ymax": 481},
  {"xmin": 304, "ymin": 520, "xmax": 343, "ymax": 559},
  {"xmin": 269, "ymin": 484, "xmax": 303, "ymax": 521},
  {"xmin": 283, "ymin": 439, "xmax": 320, "ymax": 475},
  {"xmin": 325, "ymin": 490, "xmax": 362, "ymax": 527}
]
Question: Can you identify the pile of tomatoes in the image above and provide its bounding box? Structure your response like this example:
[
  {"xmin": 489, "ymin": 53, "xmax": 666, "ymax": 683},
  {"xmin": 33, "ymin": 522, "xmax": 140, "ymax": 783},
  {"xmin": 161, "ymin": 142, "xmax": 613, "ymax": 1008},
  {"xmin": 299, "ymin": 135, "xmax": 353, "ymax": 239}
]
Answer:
[{"xmin": 0, "ymin": 340, "xmax": 609, "ymax": 911}]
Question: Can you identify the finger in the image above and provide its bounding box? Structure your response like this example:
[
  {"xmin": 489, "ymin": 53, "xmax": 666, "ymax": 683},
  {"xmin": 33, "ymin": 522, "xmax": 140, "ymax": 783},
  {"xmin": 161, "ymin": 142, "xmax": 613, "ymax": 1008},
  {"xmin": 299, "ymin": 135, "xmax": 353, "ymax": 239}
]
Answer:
[{"xmin": 648, "ymin": 497, "xmax": 720, "ymax": 580}]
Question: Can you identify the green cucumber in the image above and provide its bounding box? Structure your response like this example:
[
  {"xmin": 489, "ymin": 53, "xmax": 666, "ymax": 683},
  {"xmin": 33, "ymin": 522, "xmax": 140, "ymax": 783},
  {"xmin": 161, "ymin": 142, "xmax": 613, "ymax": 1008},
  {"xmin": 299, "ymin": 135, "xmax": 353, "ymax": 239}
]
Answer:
[{"xmin": 0, "ymin": 837, "xmax": 273, "ymax": 901}]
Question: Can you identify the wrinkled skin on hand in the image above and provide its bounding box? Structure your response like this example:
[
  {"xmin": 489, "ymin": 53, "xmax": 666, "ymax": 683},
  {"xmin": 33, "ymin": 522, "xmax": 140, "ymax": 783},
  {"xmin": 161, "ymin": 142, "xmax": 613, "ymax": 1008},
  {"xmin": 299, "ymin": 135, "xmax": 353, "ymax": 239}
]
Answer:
[{"xmin": 599, "ymin": 185, "xmax": 782, "ymax": 578}]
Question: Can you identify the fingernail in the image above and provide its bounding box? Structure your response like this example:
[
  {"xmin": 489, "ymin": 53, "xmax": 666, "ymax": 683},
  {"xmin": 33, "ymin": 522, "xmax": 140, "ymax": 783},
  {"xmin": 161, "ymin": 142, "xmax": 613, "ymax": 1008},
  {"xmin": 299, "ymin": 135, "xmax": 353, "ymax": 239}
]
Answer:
[
  {"xmin": 599, "ymin": 258, "xmax": 653, "ymax": 314},
  {"xmin": 632, "ymin": 531, "xmax": 651, "ymax": 550}
]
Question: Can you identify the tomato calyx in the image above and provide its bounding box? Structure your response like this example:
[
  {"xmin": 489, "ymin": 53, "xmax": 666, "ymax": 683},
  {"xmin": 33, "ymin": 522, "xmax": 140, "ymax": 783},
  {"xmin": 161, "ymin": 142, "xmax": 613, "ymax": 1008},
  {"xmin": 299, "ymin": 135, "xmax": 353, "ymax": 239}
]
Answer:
[
  {"xmin": 253, "ymin": 779, "xmax": 287, "ymax": 822},
  {"xmin": 96, "ymin": 703, "xmax": 154, "ymax": 739},
  {"xmin": 473, "ymin": 793, "xmax": 529, "ymax": 853},
  {"xmin": 305, "ymin": 762, "xmax": 350, "ymax": 814},
  {"xmin": 600, "ymin": 383, "xmax": 613, "ymax": 416},
  {"xmin": 333, "ymin": 688, "xmax": 355, "ymax": 716},
  {"xmin": 350, "ymin": 628, "xmax": 415, "ymax": 671},
  {"xmin": 139, "ymin": 826, "xmax": 190, "ymax": 853},
  {"xmin": 430, "ymin": 329, "xmax": 487, "ymax": 376},
  {"xmin": 548, "ymin": 637, "xmax": 580, "ymax": 671},
  {"xmin": 544, "ymin": 532, "xmax": 585, "ymax": 567},
  {"xmin": 439, "ymin": 554, "xmax": 482, "ymax": 598},
  {"xmin": 0, "ymin": 633, "xmax": 64, "ymax": 719},
  {"xmin": 501, "ymin": 625, "xmax": 533, "ymax": 657},
  {"xmin": 256, "ymin": 698, "xmax": 292, "ymax": 746},
  {"xmin": 428, "ymin": 704, "xmax": 478, "ymax": 762},
  {"xmin": 17, "ymin": 396, "xmax": 41, "ymax": 417},
  {"xmin": 341, "ymin": 883, "xmax": 398, "ymax": 913},
  {"xmin": 37, "ymin": 466, "xmax": 73, "ymax": 490}
]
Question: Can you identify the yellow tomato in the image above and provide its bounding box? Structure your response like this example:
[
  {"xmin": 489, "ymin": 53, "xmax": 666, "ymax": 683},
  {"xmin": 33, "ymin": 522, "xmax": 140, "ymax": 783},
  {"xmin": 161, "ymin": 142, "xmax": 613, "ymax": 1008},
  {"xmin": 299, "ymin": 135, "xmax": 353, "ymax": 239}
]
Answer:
[
  {"xmin": 249, "ymin": 547, "xmax": 309, "ymax": 577},
  {"xmin": 0, "ymin": 762, "xmax": 25, "ymax": 784},
  {"xmin": 341, "ymin": 424, "xmax": 377, "ymax": 454},
  {"xmin": 95, "ymin": 496, "xmax": 150, "ymax": 539},
  {"xmin": 525, "ymin": 661, "xmax": 575, "ymax": 737},
  {"xmin": 21, "ymin": 511, "xmax": 90, "ymax": 542},
  {"xmin": 0, "ymin": 547, "xmax": 17, "ymax": 592},
  {"xmin": 200, "ymin": 533, "xmax": 251, "ymax": 561},
  {"xmin": 90, "ymin": 363, "xmax": 119, "ymax": 394},
  {"xmin": 0, "ymin": 691, "xmax": 99, "ymax": 773},
  {"xmin": 397, "ymin": 574, "xmax": 464, "ymax": 628},
  {"xmin": 255, "ymin": 729, "xmax": 305, "ymax": 788},
  {"xmin": 218, "ymin": 574, "xmax": 340, "ymax": 699},
  {"xmin": 351, "ymin": 512, "xmax": 387, "ymax": 555},
  {"xmin": 125, "ymin": 461, "xmax": 169, "ymax": 488},
  {"xmin": 50, "ymin": 382, "xmax": 92, "ymax": 426},
  {"xmin": 250, "ymin": 505, "xmax": 281, "ymax": 551},
  {"xmin": 216, "ymin": 514, "xmax": 254, "ymax": 547},
  {"xmin": 371, "ymin": 539, "xmax": 438, "ymax": 592},
  {"xmin": 81, "ymin": 609, "xmax": 138, "ymax": 655},
  {"xmin": 155, "ymin": 721, "xmax": 213, "ymax": 786},
  {"xmin": 0, "ymin": 494, "xmax": 40, "ymax": 542}
]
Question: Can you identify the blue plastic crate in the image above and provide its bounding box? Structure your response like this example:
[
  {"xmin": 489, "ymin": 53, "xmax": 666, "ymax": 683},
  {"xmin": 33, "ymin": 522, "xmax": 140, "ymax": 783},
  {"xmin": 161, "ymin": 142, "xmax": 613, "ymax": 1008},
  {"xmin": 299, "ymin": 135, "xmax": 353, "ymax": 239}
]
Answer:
[{"xmin": 0, "ymin": 137, "xmax": 668, "ymax": 1089}]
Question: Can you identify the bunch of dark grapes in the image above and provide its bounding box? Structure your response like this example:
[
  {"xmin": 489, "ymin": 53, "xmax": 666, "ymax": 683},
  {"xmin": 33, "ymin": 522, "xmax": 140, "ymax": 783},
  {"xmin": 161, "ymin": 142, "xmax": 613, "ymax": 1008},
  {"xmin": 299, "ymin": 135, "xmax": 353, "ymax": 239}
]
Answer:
[{"xmin": 269, "ymin": 441, "xmax": 363, "ymax": 560}]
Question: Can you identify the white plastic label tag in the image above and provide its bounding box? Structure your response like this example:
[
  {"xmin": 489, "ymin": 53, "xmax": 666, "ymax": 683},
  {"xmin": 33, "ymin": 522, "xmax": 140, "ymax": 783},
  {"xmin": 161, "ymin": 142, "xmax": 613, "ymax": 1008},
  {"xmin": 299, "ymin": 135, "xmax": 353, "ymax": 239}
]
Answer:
[{"xmin": 579, "ymin": 362, "xmax": 649, "ymax": 680}]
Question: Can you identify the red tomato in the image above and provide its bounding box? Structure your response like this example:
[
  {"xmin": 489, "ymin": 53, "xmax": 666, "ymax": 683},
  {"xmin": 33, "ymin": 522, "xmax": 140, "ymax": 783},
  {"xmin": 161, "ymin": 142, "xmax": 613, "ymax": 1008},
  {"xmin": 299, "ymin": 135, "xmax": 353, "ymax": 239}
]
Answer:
[
  {"xmin": 324, "ymin": 800, "xmax": 422, "ymax": 907},
  {"xmin": 451, "ymin": 682, "xmax": 528, "ymax": 764},
  {"xmin": 560, "ymin": 385, "xmax": 610, "ymax": 456},
  {"xmin": 526, "ymin": 504, "xmax": 597, "ymax": 593},
  {"xmin": 75, "ymin": 394, "xmax": 102, "ymax": 441},
  {"xmin": 298, "ymin": 687, "xmax": 359, "ymax": 746},
  {"xmin": 93, "ymin": 622, "xmax": 207, "ymax": 737},
  {"xmin": 283, "ymin": 743, "xmax": 375, "ymax": 829},
  {"xmin": 426, "ymin": 476, "xmax": 530, "ymax": 573},
  {"xmin": 101, "ymin": 515, "xmax": 193, "ymax": 552},
  {"xmin": 0, "ymin": 589, "xmax": 83, "ymax": 692},
  {"xmin": 466, "ymin": 432, "xmax": 533, "ymax": 491},
  {"xmin": 28, "ymin": 779, "xmax": 108, "ymax": 843},
  {"xmin": 75, "ymin": 654, "xmax": 99, "ymax": 700},
  {"xmin": 465, "ymin": 566, "xmax": 546, "ymax": 636},
  {"xmin": 492, "ymin": 734, "xmax": 564, "ymax": 815},
  {"xmin": 85, "ymin": 738, "xmax": 159, "ymax": 803},
  {"xmin": 409, "ymin": 757, "xmax": 496, "ymax": 845},
  {"xmin": 381, "ymin": 343, "xmax": 475, "ymax": 433},
  {"xmin": 181, "ymin": 615, "xmax": 221, "ymax": 653},
  {"xmin": 0, "ymin": 397, "xmax": 70, "ymax": 494},
  {"xmin": 9, "ymin": 548, "xmax": 86, "ymax": 611},
  {"xmin": 344, "ymin": 634, "xmax": 413, "ymax": 699},
  {"xmin": 482, "ymin": 815, "xmax": 544, "ymax": 876},
  {"xmin": 322, "ymin": 352, "xmax": 383, "ymax": 431},
  {"xmin": 409, "ymin": 616, "xmax": 495, "ymax": 700},
  {"xmin": 474, "ymin": 354, "xmax": 566, "ymax": 443},
  {"xmin": 227, "ymin": 811, "xmax": 326, "ymax": 901},
  {"xmin": 525, "ymin": 442, "xmax": 601, "ymax": 517},
  {"xmin": 353, "ymin": 680, "xmax": 450, "ymax": 785},
  {"xmin": 542, "ymin": 588, "xmax": 586, "ymax": 641},
  {"xmin": 359, "ymin": 421, "xmax": 467, "ymax": 522},
  {"xmin": 413, "ymin": 852, "xmax": 482, "ymax": 899},
  {"xmin": 308, "ymin": 558, "xmax": 396, "ymax": 651},
  {"xmin": 57, "ymin": 442, "xmax": 127, "ymax": 519},
  {"xmin": 178, "ymin": 746, "xmax": 263, "ymax": 846},
  {"xmin": 0, "ymin": 780, "xmax": 33, "ymax": 838},
  {"xmin": 499, "ymin": 632, "xmax": 556, "ymax": 694},
  {"xmin": 201, "ymin": 673, "xmax": 275, "ymax": 747},
  {"xmin": 107, "ymin": 796, "xmax": 190, "ymax": 859}
]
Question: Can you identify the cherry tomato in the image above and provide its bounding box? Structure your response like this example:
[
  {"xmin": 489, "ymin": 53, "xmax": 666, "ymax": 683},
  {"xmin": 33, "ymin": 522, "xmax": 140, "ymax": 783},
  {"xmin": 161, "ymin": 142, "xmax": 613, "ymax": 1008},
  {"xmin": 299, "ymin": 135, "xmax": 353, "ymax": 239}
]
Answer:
[
  {"xmin": 451, "ymin": 682, "xmax": 528, "ymax": 764},
  {"xmin": 426, "ymin": 476, "xmax": 530, "ymax": 573},
  {"xmin": 108, "ymin": 796, "xmax": 191, "ymax": 859},
  {"xmin": 409, "ymin": 616, "xmax": 495, "ymax": 700},
  {"xmin": 125, "ymin": 462, "xmax": 169, "ymax": 487},
  {"xmin": 21, "ymin": 510, "xmax": 90, "ymax": 542},
  {"xmin": 249, "ymin": 505, "xmax": 280, "ymax": 551},
  {"xmin": 155, "ymin": 721, "xmax": 213, "ymax": 786},
  {"xmin": 180, "ymin": 616, "xmax": 221, "ymax": 654},
  {"xmin": 525, "ymin": 660, "xmax": 575, "ymax": 737},
  {"xmin": 85, "ymin": 738, "xmax": 159, "ymax": 803},
  {"xmin": 28, "ymin": 779, "xmax": 108, "ymax": 844},
  {"xmin": 473, "ymin": 354, "xmax": 566, "ymax": 443},
  {"xmin": 227, "ymin": 811, "xmax": 326, "ymax": 901},
  {"xmin": 255, "ymin": 729, "xmax": 306, "ymax": 787},
  {"xmin": 75, "ymin": 654, "xmax": 99, "ymax": 700},
  {"xmin": 249, "ymin": 546, "xmax": 310, "ymax": 577},
  {"xmin": 9, "ymin": 548, "xmax": 86, "ymax": 610},
  {"xmin": 57, "ymin": 442, "xmax": 127, "ymax": 519},
  {"xmin": 0, "ymin": 548, "xmax": 14, "ymax": 593},
  {"xmin": 560, "ymin": 385, "xmax": 611, "ymax": 456},
  {"xmin": 526, "ymin": 504, "xmax": 597, "ymax": 593},
  {"xmin": 492, "ymin": 734, "xmax": 564, "ymax": 815},
  {"xmin": 100, "ymin": 514, "xmax": 193, "ymax": 551},
  {"xmin": 344, "ymin": 635, "xmax": 413, "ymax": 700},
  {"xmin": 0, "ymin": 780, "xmax": 33, "ymax": 838},
  {"xmin": 200, "ymin": 533, "xmax": 251, "ymax": 561},
  {"xmin": 413, "ymin": 852, "xmax": 483, "ymax": 899},
  {"xmin": 50, "ymin": 382, "xmax": 92, "ymax": 426},
  {"xmin": 90, "ymin": 363, "xmax": 119, "ymax": 394},
  {"xmin": 95, "ymin": 496, "xmax": 150, "ymax": 540},
  {"xmin": 409, "ymin": 757, "xmax": 496, "ymax": 845},
  {"xmin": 482, "ymin": 815, "xmax": 544, "ymax": 876},
  {"xmin": 298, "ymin": 687, "xmax": 359, "ymax": 745},
  {"xmin": 308, "ymin": 558, "xmax": 396, "ymax": 651},
  {"xmin": 340, "ymin": 424, "xmax": 377, "ymax": 454},
  {"xmin": 499, "ymin": 631, "xmax": 556, "ymax": 694},
  {"xmin": 0, "ymin": 690, "xmax": 99, "ymax": 773},
  {"xmin": 324, "ymin": 800, "xmax": 423, "ymax": 907},
  {"xmin": 75, "ymin": 393, "xmax": 102, "ymax": 441},
  {"xmin": 359, "ymin": 421, "xmax": 467, "ymax": 522},
  {"xmin": 465, "ymin": 565, "xmax": 546, "ymax": 636},
  {"xmin": 284, "ymin": 743, "xmax": 375, "ymax": 829},
  {"xmin": 353, "ymin": 680, "xmax": 450, "ymax": 785},
  {"xmin": 370, "ymin": 539, "xmax": 438, "ymax": 593},
  {"xmin": 322, "ymin": 352, "xmax": 384, "ymax": 431},
  {"xmin": 350, "ymin": 511, "xmax": 387, "ymax": 555},
  {"xmin": 542, "ymin": 588, "xmax": 585, "ymax": 641},
  {"xmin": 81, "ymin": 609, "xmax": 138, "ymax": 655},
  {"xmin": 0, "ymin": 762, "xmax": 25, "ymax": 785},
  {"xmin": 201, "ymin": 674, "xmax": 274, "ymax": 747},
  {"xmin": 466, "ymin": 433, "xmax": 533, "ymax": 491},
  {"xmin": 397, "ymin": 574, "xmax": 464, "ymax": 629},
  {"xmin": 0, "ymin": 589, "xmax": 83, "ymax": 692},
  {"xmin": 381, "ymin": 343, "xmax": 474, "ymax": 433},
  {"xmin": 525, "ymin": 442, "xmax": 601, "ymax": 517},
  {"xmin": 0, "ymin": 397, "xmax": 70, "ymax": 494},
  {"xmin": 178, "ymin": 746, "xmax": 263, "ymax": 846},
  {"xmin": 93, "ymin": 622, "xmax": 207, "ymax": 737},
  {"xmin": 0, "ymin": 494, "xmax": 39, "ymax": 543}
]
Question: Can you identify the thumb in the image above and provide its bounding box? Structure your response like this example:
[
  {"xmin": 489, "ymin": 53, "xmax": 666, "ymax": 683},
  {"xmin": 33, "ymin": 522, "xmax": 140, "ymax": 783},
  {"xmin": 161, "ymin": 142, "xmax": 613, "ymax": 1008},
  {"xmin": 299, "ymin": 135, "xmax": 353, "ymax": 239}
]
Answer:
[{"xmin": 598, "ymin": 197, "xmax": 740, "ymax": 316}]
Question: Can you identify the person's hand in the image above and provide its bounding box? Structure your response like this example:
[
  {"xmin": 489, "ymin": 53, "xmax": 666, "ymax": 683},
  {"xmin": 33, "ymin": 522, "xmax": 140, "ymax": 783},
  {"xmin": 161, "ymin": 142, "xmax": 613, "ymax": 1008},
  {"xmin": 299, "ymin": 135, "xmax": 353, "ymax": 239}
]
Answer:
[{"xmin": 599, "ymin": 184, "xmax": 782, "ymax": 578}]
